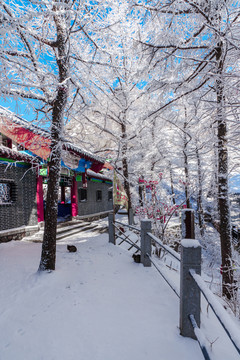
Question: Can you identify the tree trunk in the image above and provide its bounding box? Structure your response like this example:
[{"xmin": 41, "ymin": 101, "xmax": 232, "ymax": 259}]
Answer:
[
  {"xmin": 183, "ymin": 119, "xmax": 190, "ymax": 208},
  {"xmin": 39, "ymin": 6, "xmax": 69, "ymax": 271},
  {"xmin": 121, "ymin": 122, "xmax": 132, "ymax": 222},
  {"xmin": 215, "ymin": 42, "xmax": 234, "ymax": 299},
  {"xmin": 139, "ymin": 176, "xmax": 144, "ymax": 207},
  {"xmin": 150, "ymin": 118, "xmax": 157, "ymax": 173},
  {"xmin": 169, "ymin": 162, "xmax": 176, "ymax": 205},
  {"xmin": 196, "ymin": 146, "xmax": 204, "ymax": 236}
]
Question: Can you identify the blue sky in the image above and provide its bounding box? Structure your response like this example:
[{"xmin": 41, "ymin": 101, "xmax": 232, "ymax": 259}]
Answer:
[{"xmin": 0, "ymin": 97, "xmax": 42, "ymax": 123}]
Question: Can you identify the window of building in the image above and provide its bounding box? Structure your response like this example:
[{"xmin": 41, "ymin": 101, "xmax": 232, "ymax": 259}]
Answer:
[
  {"xmin": 108, "ymin": 190, "xmax": 113, "ymax": 201},
  {"xmin": 79, "ymin": 188, "xmax": 87, "ymax": 202},
  {"xmin": 0, "ymin": 181, "xmax": 15, "ymax": 204},
  {"xmin": 96, "ymin": 190, "xmax": 102, "ymax": 202}
]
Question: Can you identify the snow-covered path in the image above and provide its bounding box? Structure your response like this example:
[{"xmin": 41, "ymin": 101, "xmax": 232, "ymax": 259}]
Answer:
[{"xmin": 0, "ymin": 220, "xmax": 239, "ymax": 360}]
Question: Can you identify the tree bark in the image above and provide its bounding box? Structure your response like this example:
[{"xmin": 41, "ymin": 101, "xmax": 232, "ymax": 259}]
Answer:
[
  {"xmin": 169, "ymin": 162, "xmax": 176, "ymax": 205},
  {"xmin": 196, "ymin": 146, "xmax": 204, "ymax": 236},
  {"xmin": 183, "ymin": 119, "xmax": 190, "ymax": 208},
  {"xmin": 121, "ymin": 122, "xmax": 132, "ymax": 223},
  {"xmin": 139, "ymin": 176, "xmax": 144, "ymax": 207},
  {"xmin": 39, "ymin": 4, "xmax": 69, "ymax": 271},
  {"xmin": 215, "ymin": 42, "xmax": 234, "ymax": 299}
]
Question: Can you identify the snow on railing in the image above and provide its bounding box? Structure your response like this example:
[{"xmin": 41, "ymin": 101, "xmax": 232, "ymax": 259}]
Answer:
[
  {"xmin": 190, "ymin": 269, "xmax": 240, "ymax": 356},
  {"xmin": 188, "ymin": 314, "xmax": 211, "ymax": 360},
  {"xmin": 146, "ymin": 253, "xmax": 180, "ymax": 298},
  {"xmin": 147, "ymin": 232, "xmax": 181, "ymax": 262},
  {"xmin": 108, "ymin": 211, "xmax": 240, "ymax": 360}
]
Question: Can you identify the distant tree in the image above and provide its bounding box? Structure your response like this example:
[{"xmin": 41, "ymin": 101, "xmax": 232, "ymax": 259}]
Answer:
[
  {"xmin": 136, "ymin": 0, "xmax": 240, "ymax": 299},
  {"xmin": 66, "ymin": 3, "xmax": 150, "ymax": 222}
]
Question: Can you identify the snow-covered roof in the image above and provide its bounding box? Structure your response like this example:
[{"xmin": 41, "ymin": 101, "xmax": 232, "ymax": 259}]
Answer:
[
  {"xmin": 62, "ymin": 142, "xmax": 104, "ymax": 164},
  {"xmin": 0, "ymin": 106, "xmax": 105, "ymax": 166},
  {"xmin": 0, "ymin": 145, "xmax": 39, "ymax": 164},
  {"xmin": 87, "ymin": 169, "xmax": 112, "ymax": 182},
  {"xmin": 0, "ymin": 106, "xmax": 50, "ymax": 137}
]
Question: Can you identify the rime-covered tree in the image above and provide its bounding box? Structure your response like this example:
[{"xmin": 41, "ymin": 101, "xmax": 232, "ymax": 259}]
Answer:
[
  {"xmin": 0, "ymin": 0, "xmax": 111, "ymax": 271},
  {"xmin": 66, "ymin": 2, "xmax": 150, "ymax": 221},
  {"xmin": 135, "ymin": 0, "xmax": 240, "ymax": 299}
]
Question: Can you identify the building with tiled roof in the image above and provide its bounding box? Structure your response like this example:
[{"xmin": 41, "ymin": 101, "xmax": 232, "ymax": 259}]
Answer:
[{"xmin": 0, "ymin": 107, "xmax": 113, "ymax": 234}]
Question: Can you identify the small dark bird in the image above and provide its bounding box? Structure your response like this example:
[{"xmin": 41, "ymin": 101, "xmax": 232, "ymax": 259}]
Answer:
[{"xmin": 67, "ymin": 245, "xmax": 77, "ymax": 253}]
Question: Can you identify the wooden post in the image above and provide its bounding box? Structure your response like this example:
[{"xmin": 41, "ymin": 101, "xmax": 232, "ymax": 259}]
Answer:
[
  {"xmin": 181, "ymin": 209, "xmax": 195, "ymax": 239},
  {"xmin": 108, "ymin": 212, "xmax": 115, "ymax": 245},
  {"xmin": 180, "ymin": 239, "xmax": 201, "ymax": 339},
  {"xmin": 140, "ymin": 220, "xmax": 152, "ymax": 267}
]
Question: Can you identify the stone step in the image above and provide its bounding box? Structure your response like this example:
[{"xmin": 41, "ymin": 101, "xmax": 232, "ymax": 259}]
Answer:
[
  {"xmin": 56, "ymin": 219, "xmax": 85, "ymax": 229},
  {"xmin": 56, "ymin": 223, "xmax": 99, "ymax": 240},
  {"xmin": 56, "ymin": 221, "xmax": 91, "ymax": 235},
  {"xmin": 23, "ymin": 221, "xmax": 96, "ymax": 243}
]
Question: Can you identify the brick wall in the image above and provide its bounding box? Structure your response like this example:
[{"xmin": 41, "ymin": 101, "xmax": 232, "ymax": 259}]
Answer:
[{"xmin": 0, "ymin": 164, "xmax": 37, "ymax": 231}]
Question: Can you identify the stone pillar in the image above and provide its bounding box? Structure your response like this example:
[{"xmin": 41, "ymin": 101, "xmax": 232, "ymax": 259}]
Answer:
[
  {"xmin": 108, "ymin": 212, "xmax": 115, "ymax": 245},
  {"xmin": 140, "ymin": 220, "xmax": 152, "ymax": 267},
  {"xmin": 180, "ymin": 239, "xmax": 201, "ymax": 339},
  {"xmin": 129, "ymin": 208, "xmax": 134, "ymax": 225}
]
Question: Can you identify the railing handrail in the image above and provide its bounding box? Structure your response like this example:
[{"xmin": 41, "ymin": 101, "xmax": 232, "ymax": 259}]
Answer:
[
  {"xmin": 114, "ymin": 219, "xmax": 141, "ymax": 232},
  {"xmin": 146, "ymin": 253, "xmax": 180, "ymax": 298},
  {"xmin": 189, "ymin": 269, "xmax": 240, "ymax": 356},
  {"xmin": 108, "ymin": 212, "xmax": 240, "ymax": 360},
  {"xmin": 147, "ymin": 232, "xmax": 181, "ymax": 262},
  {"xmin": 113, "ymin": 220, "xmax": 180, "ymax": 263},
  {"xmin": 188, "ymin": 314, "xmax": 211, "ymax": 360}
]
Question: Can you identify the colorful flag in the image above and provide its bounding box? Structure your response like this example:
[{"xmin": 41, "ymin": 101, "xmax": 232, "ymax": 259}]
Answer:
[{"xmin": 113, "ymin": 172, "xmax": 128, "ymax": 210}]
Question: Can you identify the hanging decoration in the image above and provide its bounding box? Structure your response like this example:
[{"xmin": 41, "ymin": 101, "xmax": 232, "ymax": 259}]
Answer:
[{"xmin": 113, "ymin": 172, "xmax": 128, "ymax": 210}]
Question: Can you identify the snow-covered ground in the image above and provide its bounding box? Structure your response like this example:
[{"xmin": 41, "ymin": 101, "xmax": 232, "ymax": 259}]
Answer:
[{"xmin": 0, "ymin": 215, "xmax": 240, "ymax": 360}]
